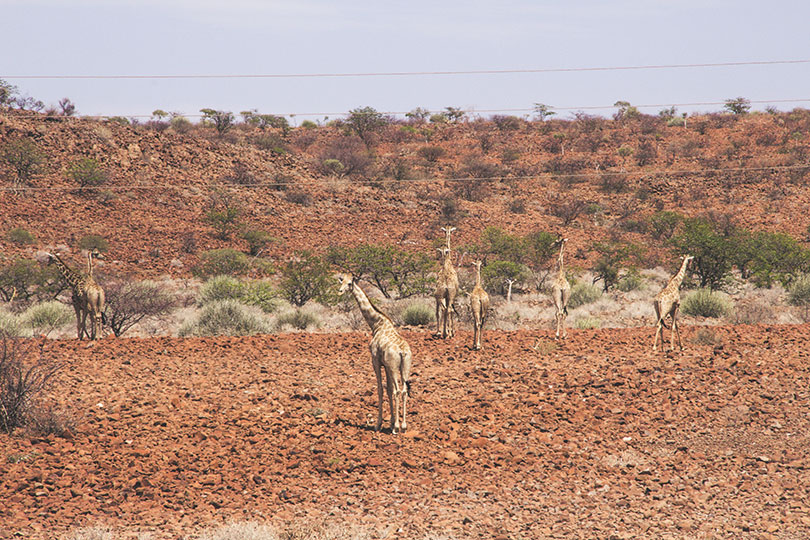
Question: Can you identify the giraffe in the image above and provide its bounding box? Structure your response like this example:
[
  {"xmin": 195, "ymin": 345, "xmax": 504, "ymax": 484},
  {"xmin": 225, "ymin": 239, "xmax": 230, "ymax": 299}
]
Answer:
[
  {"xmin": 47, "ymin": 253, "xmax": 90, "ymax": 340},
  {"xmin": 83, "ymin": 249, "xmax": 106, "ymax": 340},
  {"xmin": 434, "ymin": 226, "xmax": 459, "ymax": 339},
  {"xmin": 469, "ymin": 260, "xmax": 490, "ymax": 350},
  {"xmin": 551, "ymin": 238, "xmax": 571, "ymax": 340},
  {"xmin": 47, "ymin": 252, "xmax": 105, "ymax": 340},
  {"xmin": 652, "ymin": 255, "xmax": 694, "ymax": 352},
  {"xmin": 337, "ymin": 274, "xmax": 412, "ymax": 434}
]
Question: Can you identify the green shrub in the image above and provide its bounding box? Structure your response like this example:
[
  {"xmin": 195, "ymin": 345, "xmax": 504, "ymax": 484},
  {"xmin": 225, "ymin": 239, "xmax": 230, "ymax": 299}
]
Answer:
[
  {"xmin": 680, "ymin": 288, "xmax": 732, "ymax": 318},
  {"xmin": 568, "ymin": 282, "xmax": 602, "ymax": 308},
  {"xmin": 192, "ymin": 249, "xmax": 251, "ymax": 278},
  {"xmin": 179, "ymin": 300, "xmax": 269, "ymax": 337},
  {"xmin": 241, "ymin": 281, "xmax": 279, "ymax": 313},
  {"xmin": 67, "ymin": 158, "xmax": 108, "ymax": 188},
  {"xmin": 78, "ymin": 234, "xmax": 109, "ymax": 252},
  {"xmin": 241, "ymin": 229, "xmax": 275, "ymax": 256},
  {"xmin": 7, "ymin": 228, "xmax": 36, "ymax": 245},
  {"xmin": 617, "ymin": 270, "xmax": 644, "ymax": 292},
  {"xmin": 276, "ymin": 309, "xmax": 320, "ymax": 331},
  {"xmin": 199, "ymin": 275, "xmax": 245, "ymax": 305},
  {"xmin": 20, "ymin": 302, "xmax": 73, "ymax": 337},
  {"xmin": 402, "ymin": 303, "xmax": 434, "ymax": 326}
]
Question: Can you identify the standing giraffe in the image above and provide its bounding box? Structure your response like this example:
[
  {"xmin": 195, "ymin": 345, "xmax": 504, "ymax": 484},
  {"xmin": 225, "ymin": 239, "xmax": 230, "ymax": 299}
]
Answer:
[
  {"xmin": 652, "ymin": 255, "xmax": 694, "ymax": 352},
  {"xmin": 337, "ymin": 274, "xmax": 412, "ymax": 434},
  {"xmin": 434, "ymin": 226, "xmax": 459, "ymax": 339},
  {"xmin": 83, "ymin": 249, "xmax": 106, "ymax": 340},
  {"xmin": 47, "ymin": 253, "xmax": 105, "ymax": 340},
  {"xmin": 551, "ymin": 238, "xmax": 571, "ymax": 340},
  {"xmin": 469, "ymin": 260, "xmax": 490, "ymax": 350}
]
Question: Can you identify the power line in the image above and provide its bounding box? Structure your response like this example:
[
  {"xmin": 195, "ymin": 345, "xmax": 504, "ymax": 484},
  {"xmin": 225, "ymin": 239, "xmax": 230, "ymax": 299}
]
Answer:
[
  {"xmin": 4, "ymin": 59, "xmax": 809, "ymax": 80},
  {"xmin": 2, "ymin": 163, "xmax": 807, "ymax": 193}
]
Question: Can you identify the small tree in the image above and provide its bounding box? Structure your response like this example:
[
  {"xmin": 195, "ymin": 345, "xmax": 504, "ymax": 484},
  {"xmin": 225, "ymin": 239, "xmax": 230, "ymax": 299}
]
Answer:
[
  {"xmin": 192, "ymin": 249, "xmax": 251, "ymax": 278},
  {"xmin": 723, "ymin": 97, "xmax": 751, "ymax": 115},
  {"xmin": 533, "ymin": 103, "xmax": 556, "ymax": 121},
  {"xmin": 1, "ymin": 138, "xmax": 43, "ymax": 187},
  {"xmin": 102, "ymin": 279, "xmax": 176, "ymax": 337},
  {"xmin": 58, "ymin": 98, "xmax": 76, "ymax": 116},
  {"xmin": 204, "ymin": 189, "xmax": 242, "ymax": 240},
  {"xmin": 592, "ymin": 241, "xmax": 643, "ymax": 292},
  {"xmin": 670, "ymin": 217, "xmax": 734, "ymax": 290},
  {"xmin": 0, "ymin": 79, "xmax": 19, "ymax": 107},
  {"xmin": 346, "ymin": 106, "xmax": 389, "ymax": 146},
  {"xmin": 241, "ymin": 229, "xmax": 275, "ymax": 256},
  {"xmin": 279, "ymin": 251, "xmax": 338, "ymax": 307},
  {"xmin": 482, "ymin": 260, "xmax": 531, "ymax": 297},
  {"xmin": 200, "ymin": 108, "xmax": 235, "ymax": 135}
]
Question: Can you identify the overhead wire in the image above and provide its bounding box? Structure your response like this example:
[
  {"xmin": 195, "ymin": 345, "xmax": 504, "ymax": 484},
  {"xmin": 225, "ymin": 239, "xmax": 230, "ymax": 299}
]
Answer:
[{"xmin": 4, "ymin": 59, "xmax": 809, "ymax": 79}]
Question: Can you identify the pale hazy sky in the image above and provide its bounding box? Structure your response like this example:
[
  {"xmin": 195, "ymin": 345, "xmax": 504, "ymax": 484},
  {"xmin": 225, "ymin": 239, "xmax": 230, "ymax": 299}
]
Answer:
[{"xmin": 2, "ymin": 0, "xmax": 809, "ymax": 121}]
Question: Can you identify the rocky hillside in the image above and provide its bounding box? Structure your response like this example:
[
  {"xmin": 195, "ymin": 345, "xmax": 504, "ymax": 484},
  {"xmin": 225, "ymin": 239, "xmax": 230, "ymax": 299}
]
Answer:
[{"xmin": 1, "ymin": 107, "xmax": 809, "ymax": 278}]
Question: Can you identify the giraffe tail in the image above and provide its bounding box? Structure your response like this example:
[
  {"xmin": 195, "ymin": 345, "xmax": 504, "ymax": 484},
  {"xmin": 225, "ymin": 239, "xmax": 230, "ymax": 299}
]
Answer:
[
  {"xmin": 658, "ymin": 317, "xmax": 670, "ymax": 329},
  {"xmin": 405, "ymin": 380, "xmax": 411, "ymax": 397}
]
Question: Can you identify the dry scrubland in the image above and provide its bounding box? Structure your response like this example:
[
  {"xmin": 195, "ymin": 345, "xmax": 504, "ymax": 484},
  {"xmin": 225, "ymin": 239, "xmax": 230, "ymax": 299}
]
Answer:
[{"xmin": 2, "ymin": 105, "xmax": 810, "ymax": 538}]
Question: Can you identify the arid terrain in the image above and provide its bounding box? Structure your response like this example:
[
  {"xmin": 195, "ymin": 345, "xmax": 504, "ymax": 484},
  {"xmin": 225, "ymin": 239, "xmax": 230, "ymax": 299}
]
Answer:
[
  {"xmin": 1, "ymin": 326, "xmax": 810, "ymax": 539},
  {"xmin": 2, "ymin": 107, "xmax": 810, "ymax": 539}
]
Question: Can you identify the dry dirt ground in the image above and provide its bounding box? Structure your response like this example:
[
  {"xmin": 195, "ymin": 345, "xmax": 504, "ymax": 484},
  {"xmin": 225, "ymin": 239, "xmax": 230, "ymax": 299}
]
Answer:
[{"xmin": 2, "ymin": 325, "xmax": 810, "ymax": 539}]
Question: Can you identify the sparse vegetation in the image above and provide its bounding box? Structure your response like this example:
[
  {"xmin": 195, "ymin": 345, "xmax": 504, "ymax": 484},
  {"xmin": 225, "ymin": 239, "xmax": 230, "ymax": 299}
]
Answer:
[
  {"xmin": 179, "ymin": 299, "xmax": 270, "ymax": 337},
  {"xmin": 192, "ymin": 249, "xmax": 252, "ymax": 278},
  {"xmin": 568, "ymin": 282, "xmax": 602, "ymax": 308},
  {"xmin": 78, "ymin": 234, "xmax": 109, "ymax": 252},
  {"xmin": 276, "ymin": 309, "xmax": 320, "ymax": 331},
  {"xmin": 0, "ymin": 337, "xmax": 62, "ymax": 433},
  {"xmin": 67, "ymin": 158, "xmax": 108, "ymax": 189},
  {"xmin": 681, "ymin": 288, "xmax": 732, "ymax": 318},
  {"xmin": 102, "ymin": 278, "xmax": 176, "ymax": 337},
  {"xmin": 1, "ymin": 138, "xmax": 43, "ymax": 186},
  {"xmin": 20, "ymin": 301, "xmax": 73, "ymax": 337}
]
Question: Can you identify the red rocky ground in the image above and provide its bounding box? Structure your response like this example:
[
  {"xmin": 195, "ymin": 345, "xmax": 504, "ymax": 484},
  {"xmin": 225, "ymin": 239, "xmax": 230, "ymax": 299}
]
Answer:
[{"xmin": 2, "ymin": 325, "xmax": 810, "ymax": 539}]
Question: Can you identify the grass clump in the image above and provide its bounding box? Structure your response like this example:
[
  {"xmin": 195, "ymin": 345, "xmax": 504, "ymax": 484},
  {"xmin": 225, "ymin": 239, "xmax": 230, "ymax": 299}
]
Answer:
[
  {"xmin": 192, "ymin": 249, "xmax": 251, "ymax": 278},
  {"xmin": 402, "ymin": 302, "xmax": 434, "ymax": 326},
  {"xmin": 20, "ymin": 301, "xmax": 73, "ymax": 337},
  {"xmin": 617, "ymin": 270, "xmax": 644, "ymax": 292},
  {"xmin": 0, "ymin": 310, "xmax": 22, "ymax": 337},
  {"xmin": 788, "ymin": 274, "xmax": 810, "ymax": 308},
  {"xmin": 680, "ymin": 288, "xmax": 732, "ymax": 318},
  {"xmin": 179, "ymin": 300, "xmax": 270, "ymax": 337},
  {"xmin": 574, "ymin": 316, "xmax": 601, "ymax": 329},
  {"xmin": 276, "ymin": 309, "xmax": 320, "ymax": 331},
  {"xmin": 568, "ymin": 282, "xmax": 602, "ymax": 308}
]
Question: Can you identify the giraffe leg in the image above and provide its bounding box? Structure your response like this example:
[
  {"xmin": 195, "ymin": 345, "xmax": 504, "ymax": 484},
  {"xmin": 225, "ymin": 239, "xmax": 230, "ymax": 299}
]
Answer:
[
  {"xmin": 385, "ymin": 367, "xmax": 397, "ymax": 433},
  {"xmin": 72, "ymin": 302, "xmax": 83, "ymax": 340},
  {"xmin": 672, "ymin": 305, "xmax": 683, "ymax": 350},
  {"xmin": 652, "ymin": 321, "xmax": 663, "ymax": 352},
  {"xmin": 373, "ymin": 352, "xmax": 384, "ymax": 431}
]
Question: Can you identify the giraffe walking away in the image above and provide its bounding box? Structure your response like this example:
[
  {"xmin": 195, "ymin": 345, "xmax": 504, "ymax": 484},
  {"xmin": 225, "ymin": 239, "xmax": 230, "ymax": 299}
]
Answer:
[
  {"xmin": 469, "ymin": 260, "xmax": 490, "ymax": 350},
  {"xmin": 434, "ymin": 226, "xmax": 459, "ymax": 339},
  {"xmin": 337, "ymin": 274, "xmax": 413, "ymax": 434},
  {"xmin": 551, "ymin": 238, "xmax": 571, "ymax": 340},
  {"xmin": 652, "ymin": 255, "xmax": 694, "ymax": 352}
]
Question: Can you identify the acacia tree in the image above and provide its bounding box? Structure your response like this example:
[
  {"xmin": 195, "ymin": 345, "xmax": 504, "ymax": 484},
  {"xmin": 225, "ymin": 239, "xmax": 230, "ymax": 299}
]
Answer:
[
  {"xmin": 326, "ymin": 244, "xmax": 434, "ymax": 298},
  {"xmin": 346, "ymin": 106, "xmax": 389, "ymax": 146},
  {"xmin": 200, "ymin": 108, "xmax": 235, "ymax": 135},
  {"xmin": 723, "ymin": 97, "xmax": 751, "ymax": 115}
]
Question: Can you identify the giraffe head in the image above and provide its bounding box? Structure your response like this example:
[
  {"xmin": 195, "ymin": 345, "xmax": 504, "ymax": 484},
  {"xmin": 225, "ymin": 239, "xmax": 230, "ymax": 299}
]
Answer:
[
  {"xmin": 441, "ymin": 226, "xmax": 457, "ymax": 248},
  {"xmin": 88, "ymin": 248, "xmax": 105, "ymax": 262},
  {"xmin": 471, "ymin": 260, "xmax": 483, "ymax": 272},
  {"xmin": 335, "ymin": 273, "xmax": 355, "ymax": 295},
  {"xmin": 437, "ymin": 247, "xmax": 451, "ymax": 262},
  {"xmin": 682, "ymin": 254, "xmax": 694, "ymax": 269}
]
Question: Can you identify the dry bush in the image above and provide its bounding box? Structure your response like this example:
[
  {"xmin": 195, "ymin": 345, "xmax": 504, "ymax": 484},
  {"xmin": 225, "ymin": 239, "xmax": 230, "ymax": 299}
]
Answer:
[
  {"xmin": 102, "ymin": 278, "xmax": 176, "ymax": 337},
  {"xmin": 547, "ymin": 195, "xmax": 586, "ymax": 226},
  {"xmin": 0, "ymin": 337, "xmax": 62, "ymax": 433}
]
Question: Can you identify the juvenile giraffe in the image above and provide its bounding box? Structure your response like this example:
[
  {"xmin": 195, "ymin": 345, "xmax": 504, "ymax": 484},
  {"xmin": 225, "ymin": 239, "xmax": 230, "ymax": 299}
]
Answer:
[
  {"xmin": 551, "ymin": 238, "xmax": 571, "ymax": 340},
  {"xmin": 434, "ymin": 226, "xmax": 459, "ymax": 339},
  {"xmin": 469, "ymin": 260, "xmax": 490, "ymax": 350},
  {"xmin": 652, "ymin": 255, "xmax": 694, "ymax": 352},
  {"xmin": 337, "ymin": 274, "xmax": 413, "ymax": 434},
  {"xmin": 83, "ymin": 249, "xmax": 106, "ymax": 340}
]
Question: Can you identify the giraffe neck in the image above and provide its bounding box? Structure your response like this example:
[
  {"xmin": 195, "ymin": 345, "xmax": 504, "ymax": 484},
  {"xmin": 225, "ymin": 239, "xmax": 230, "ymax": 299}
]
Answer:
[
  {"xmin": 474, "ymin": 266, "xmax": 482, "ymax": 288},
  {"xmin": 668, "ymin": 258, "xmax": 690, "ymax": 289},
  {"xmin": 51, "ymin": 255, "xmax": 84, "ymax": 291},
  {"xmin": 351, "ymin": 281, "xmax": 389, "ymax": 332},
  {"xmin": 443, "ymin": 253, "xmax": 455, "ymax": 274},
  {"xmin": 86, "ymin": 253, "xmax": 94, "ymax": 279},
  {"xmin": 557, "ymin": 243, "xmax": 566, "ymax": 278}
]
